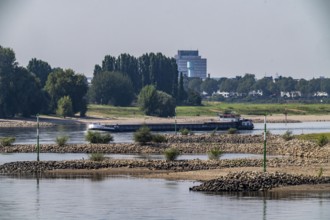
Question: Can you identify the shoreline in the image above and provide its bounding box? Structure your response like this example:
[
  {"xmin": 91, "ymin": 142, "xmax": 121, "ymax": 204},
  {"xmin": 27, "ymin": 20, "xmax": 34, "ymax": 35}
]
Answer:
[{"xmin": 1, "ymin": 114, "xmax": 330, "ymax": 128}]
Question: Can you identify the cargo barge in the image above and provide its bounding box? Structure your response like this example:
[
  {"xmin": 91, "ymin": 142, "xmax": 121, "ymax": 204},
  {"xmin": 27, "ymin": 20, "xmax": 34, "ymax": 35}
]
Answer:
[{"xmin": 88, "ymin": 114, "xmax": 254, "ymax": 132}]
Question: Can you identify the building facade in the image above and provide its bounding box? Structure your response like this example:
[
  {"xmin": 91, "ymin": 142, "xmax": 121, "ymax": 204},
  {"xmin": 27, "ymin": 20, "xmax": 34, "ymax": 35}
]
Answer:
[{"xmin": 175, "ymin": 50, "xmax": 207, "ymax": 79}]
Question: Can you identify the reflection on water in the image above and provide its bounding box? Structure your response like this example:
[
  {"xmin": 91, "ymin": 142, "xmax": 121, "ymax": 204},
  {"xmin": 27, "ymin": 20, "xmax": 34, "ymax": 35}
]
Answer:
[
  {"xmin": 0, "ymin": 176, "xmax": 329, "ymax": 220},
  {"xmin": 0, "ymin": 152, "xmax": 273, "ymax": 165}
]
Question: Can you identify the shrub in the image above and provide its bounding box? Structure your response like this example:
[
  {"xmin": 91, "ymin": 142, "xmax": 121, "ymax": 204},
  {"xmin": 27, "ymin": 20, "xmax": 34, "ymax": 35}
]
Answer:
[
  {"xmin": 56, "ymin": 136, "xmax": 69, "ymax": 147},
  {"xmin": 179, "ymin": 128, "xmax": 193, "ymax": 135},
  {"xmin": 152, "ymin": 134, "xmax": 167, "ymax": 143},
  {"xmin": 207, "ymin": 148, "xmax": 223, "ymax": 160},
  {"xmin": 134, "ymin": 126, "xmax": 153, "ymax": 144},
  {"xmin": 227, "ymin": 128, "xmax": 237, "ymax": 134},
  {"xmin": 317, "ymin": 135, "xmax": 328, "ymax": 147},
  {"xmin": 318, "ymin": 167, "xmax": 323, "ymax": 178},
  {"xmin": 282, "ymin": 130, "xmax": 294, "ymax": 141},
  {"xmin": 0, "ymin": 137, "xmax": 16, "ymax": 147},
  {"xmin": 89, "ymin": 153, "xmax": 105, "ymax": 161},
  {"xmin": 164, "ymin": 148, "xmax": 180, "ymax": 161},
  {"xmin": 85, "ymin": 131, "xmax": 113, "ymax": 144}
]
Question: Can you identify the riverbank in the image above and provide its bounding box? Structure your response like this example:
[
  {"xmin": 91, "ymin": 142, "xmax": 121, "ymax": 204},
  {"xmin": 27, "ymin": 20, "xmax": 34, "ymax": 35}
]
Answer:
[
  {"xmin": 1, "ymin": 133, "xmax": 330, "ymax": 192},
  {"xmin": 2, "ymin": 114, "xmax": 330, "ymax": 128}
]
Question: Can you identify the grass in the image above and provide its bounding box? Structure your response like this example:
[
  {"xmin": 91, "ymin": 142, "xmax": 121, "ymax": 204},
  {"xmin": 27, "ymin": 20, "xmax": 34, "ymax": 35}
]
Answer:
[
  {"xmin": 85, "ymin": 131, "xmax": 114, "ymax": 144},
  {"xmin": 56, "ymin": 136, "xmax": 69, "ymax": 147},
  {"xmin": 164, "ymin": 148, "xmax": 180, "ymax": 161},
  {"xmin": 207, "ymin": 148, "xmax": 223, "ymax": 160},
  {"xmin": 89, "ymin": 153, "xmax": 105, "ymax": 161},
  {"xmin": 87, "ymin": 102, "xmax": 330, "ymax": 118},
  {"xmin": 0, "ymin": 137, "xmax": 16, "ymax": 147},
  {"xmin": 296, "ymin": 133, "xmax": 330, "ymax": 142}
]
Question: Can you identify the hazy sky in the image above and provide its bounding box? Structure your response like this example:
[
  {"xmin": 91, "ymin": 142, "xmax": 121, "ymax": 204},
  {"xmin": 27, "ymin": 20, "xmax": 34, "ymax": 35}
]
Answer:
[{"xmin": 1, "ymin": 0, "xmax": 329, "ymax": 79}]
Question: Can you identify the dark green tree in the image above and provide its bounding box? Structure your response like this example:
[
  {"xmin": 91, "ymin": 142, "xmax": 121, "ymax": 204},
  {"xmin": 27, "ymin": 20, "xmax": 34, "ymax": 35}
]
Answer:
[
  {"xmin": 201, "ymin": 78, "xmax": 218, "ymax": 95},
  {"xmin": 177, "ymin": 72, "xmax": 187, "ymax": 104},
  {"xmin": 138, "ymin": 85, "xmax": 175, "ymax": 117},
  {"xmin": 27, "ymin": 58, "xmax": 52, "ymax": 87},
  {"xmin": 187, "ymin": 77, "xmax": 202, "ymax": 93},
  {"xmin": 185, "ymin": 89, "xmax": 202, "ymax": 106},
  {"xmin": 236, "ymin": 74, "xmax": 256, "ymax": 94},
  {"xmin": 45, "ymin": 69, "xmax": 88, "ymax": 115},
  {"xmin": 89, "ymin": 71, "xmax": 134, "ymax": 106},
  {"xmin": 56, "ymin": 96, "xmax": 73, "ymax": 117}
]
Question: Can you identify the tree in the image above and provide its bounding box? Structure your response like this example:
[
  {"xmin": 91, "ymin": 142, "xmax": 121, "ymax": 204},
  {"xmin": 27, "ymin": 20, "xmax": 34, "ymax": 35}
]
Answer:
[
  {"xmin": 177, "ymin": 72, "xmax": 187, "ymax": 104},
  {"xmin": 27, "ymin": 58, "xmax": 52, "ymax": 87},
  {"xmin": 201, "ymin": 78, "xmax": 218, "ymax": 95},
  {"xmin": 187, "ymin": 77, "xmax": 202, "ymax": 93},
  {"xmin": 137, "ymin": 85, "xmax": 158, "ymax": 115},
  {"xmin": 236, "ymin": 73, "xmax": 256, "ymax": 94},
  {"xmin": 89, "ymin": 71, "xmax": 134, "ymax": 106},
  {"xmin": 0, "ymin": 46, "xmax": 46, "ymax": 117},
  {"xmin": 138, "ymin": 85, "xmax": 175, "ymax": 117},
  {"xmin": 185, "ymin": 89, "xmax": 202, "ymax": 106},
  {"xmin": 56, "ymin": 96, "xmax": 73, "ymax": 117},
  {"xmin": 45, "ymin": 69, "xmax": 88, "ymax": 115}
]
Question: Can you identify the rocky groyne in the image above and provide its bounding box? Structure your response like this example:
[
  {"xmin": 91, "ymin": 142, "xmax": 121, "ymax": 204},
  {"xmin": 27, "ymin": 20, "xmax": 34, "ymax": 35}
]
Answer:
[
  {"xmin": 1, "ymin": 133, "xmax": 329, "ymax": 159},
  {"xmin": 190, "ymin": 171, "xmax": 330, "ymax": 192},
  {"xmin": 0, "ymin": 157, "xmax": 325, "ymax": 175}
]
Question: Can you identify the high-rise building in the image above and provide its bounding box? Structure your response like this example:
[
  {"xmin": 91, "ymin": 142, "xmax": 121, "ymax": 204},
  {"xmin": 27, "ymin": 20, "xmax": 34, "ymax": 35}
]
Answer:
[{"xmin": 174, "ymin": 50, "xmax": 207, "ymax": 79}]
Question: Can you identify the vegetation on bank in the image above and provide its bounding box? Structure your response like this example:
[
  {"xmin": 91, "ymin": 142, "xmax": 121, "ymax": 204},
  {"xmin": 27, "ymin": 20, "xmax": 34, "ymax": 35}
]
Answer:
[
  {"xmin": 296, "ymin": 133, "xmax": 330, "ymax": 147},
  {"xmin": 87, "ymin": 102, "xmax": 330, "ymax": 118},
  {"xmin": 85, "ymin": 131, "xmax": 114, "ymax": 144},
  {"xmin": 0, "ymin": 137, "xmax": 16, "ymax": 147}
]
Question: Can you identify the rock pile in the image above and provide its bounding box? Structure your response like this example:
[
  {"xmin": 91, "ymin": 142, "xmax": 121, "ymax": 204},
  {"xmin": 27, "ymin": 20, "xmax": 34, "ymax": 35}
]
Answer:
[{"xmin": 190, "ymin": 171, "xmax": 330, "ymax": 192}]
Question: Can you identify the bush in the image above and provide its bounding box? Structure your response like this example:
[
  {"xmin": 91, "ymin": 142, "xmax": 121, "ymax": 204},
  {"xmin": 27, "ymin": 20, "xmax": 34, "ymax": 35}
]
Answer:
[
  {"xmin": 0, "ymin": 137, "xmax": 16, "ymax": 147},
  {"xmin": 179, "ymin": 128, "xmax": 193, "ymax": 135},
  {"xmin": 85, "ymin": 131, "xmax": 113, "ymax": 144},
  {"xmin": 89, "ymin": 153, "xmax": 105, "ymax": 161},
  {"xmin": 317, "ymin": 135, "xmax": 328, "ymax": 147},
  {"xmin": 152, "ymin": 134, "xmax": 167, "ymax": 143},
  {"xmin": 164, "ymin": 148, "xmax": 180, "ymax": 161},
  {"xmin": 56, "ymin": 136, "xmax": 69, "ymax": 147},
  {"xmin": 134, "ymin": 126, "xmax": 153, "ymax": 144},
  {"xmin": 207, "ymin": 148, "xmax": 223, "ymax": 160},
  {"xmin": 282, "ymin": 130, "xmax": 294, "ymax": 141},
  {"xmin": 227, "ymin": 128, "xmax": 238, "ymax": 134}
]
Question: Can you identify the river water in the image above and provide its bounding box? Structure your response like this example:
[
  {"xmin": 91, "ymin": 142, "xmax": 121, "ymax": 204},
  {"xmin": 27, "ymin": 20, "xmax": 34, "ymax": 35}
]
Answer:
[
  {"xmin": 1, "ymin": 122, "xmax": 330, "ymax": 219},
  {"xmin": 0, "ymin": 176, "xmax": 329, "ymax": 220},
  {"xmin": 0, "ymin": 121, "xmax": 330, "ymax": 144}
]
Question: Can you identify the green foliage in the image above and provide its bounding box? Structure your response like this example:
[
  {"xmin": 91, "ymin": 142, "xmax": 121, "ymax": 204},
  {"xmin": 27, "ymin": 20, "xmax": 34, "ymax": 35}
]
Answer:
[
  {"xmin": 179, "ymin": 128, "xmax": 193, "ymax": 135},
  {"xmin": 207, "ymin": 148, "xmax": 223, "ymax": 160},
  {"xmin": 227, "ymin": 128, "xmax": 238, "ymax": 134},
  {"xmin": 133, "ymin": 126, "xmax": 153, "ymax": 144},
  {"xmin": 27, "ymin": 58, "xmax": 52, "ymax": 87},
  {"xmin": 55, "ymin": 136, "xmax": 69, "ymax": 147},
  {"xmin": 317, "ymin": 167, "xmax": 323, "ymax": 178},
  {"xmin": 151, "ymin": 134, "xmax": 167, "ymax": 143},
  {"xmin": 56, "ymin": 96, "xmax": 73, "ymax": 117},
  {"xmin": 45, "ymin": 69, "xmax": 88, "ymax": 115},
  {"xmin": 282, "ymin": 130, "xmax": 294, "ymax": 141},
  {"xmin": 164, "ymin": 148, "xmax": 180, "ymax": 161},
  {"xmin": 138, "ymin": 85, "xmax": 175, "ymax": 117},
  {"xmin": 201, "ymin": 78, "xmax": 218, "ymax": 95},
  {"xmin": 0, "ymin": 137, "xmax": 16, "ymax": 147},
  {"xmin": 89, "ymin": 153, "xmax": 105, "ymax": 161},
  {"xmin": 317, "ymin": 135, "xmax": 328, "ymax": 147},
  {"xmin": 89, "ymin": 71, "xmax": 134, "ymax": 106},
  {"xmin": 85, "ymin": 131, "xmax": 113, "ymax": 144}
]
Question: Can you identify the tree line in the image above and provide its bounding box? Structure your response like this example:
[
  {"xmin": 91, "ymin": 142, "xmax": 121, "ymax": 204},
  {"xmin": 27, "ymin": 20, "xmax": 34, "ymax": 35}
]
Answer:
[
  {"xmin": 0, "ymin": 46, "xmax": 201, "ymax": 118},
  {"xmin": 0, "ymin": 46, "xmax": 88, "ymax": 118},
  {"xmin": 187, "ymin": 73, "xmax": 330, "ymax": 100}
]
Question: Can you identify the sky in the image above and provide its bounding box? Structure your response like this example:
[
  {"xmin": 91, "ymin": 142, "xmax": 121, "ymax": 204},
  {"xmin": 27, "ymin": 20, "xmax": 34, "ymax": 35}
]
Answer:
[{"xmin": 0, "ymin": 0, "xmax": 329, "ymax": 79}]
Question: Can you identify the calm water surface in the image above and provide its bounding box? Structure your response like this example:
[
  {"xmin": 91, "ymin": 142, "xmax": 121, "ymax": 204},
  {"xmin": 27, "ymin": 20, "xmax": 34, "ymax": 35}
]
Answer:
[
  {"xmin": 0, "ymin": 153, "xmax": 271, "ymax": 165},
  {"xmin": 0, "ymin": 121, "xmax": 330, "ymax": 144},
  {"xmin": 0, "ymin": 176, "xmax": 329, "ymax": 220}
]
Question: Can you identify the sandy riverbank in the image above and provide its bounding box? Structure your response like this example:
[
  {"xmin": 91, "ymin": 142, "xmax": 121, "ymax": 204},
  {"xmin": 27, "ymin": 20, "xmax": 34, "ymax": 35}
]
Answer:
[{"xmin": 1, "ymin": 114, "xmax": 330, "ymax": 128}]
